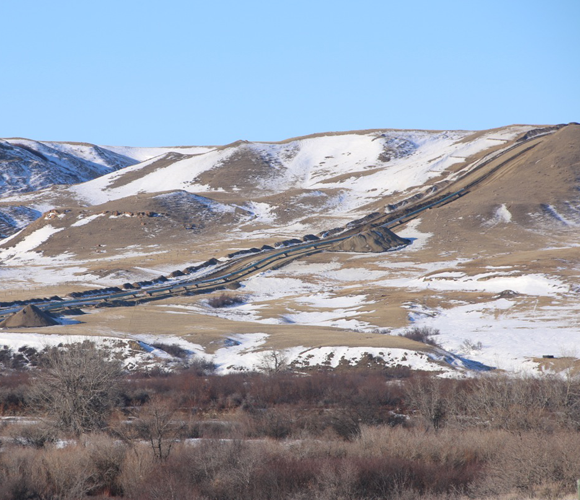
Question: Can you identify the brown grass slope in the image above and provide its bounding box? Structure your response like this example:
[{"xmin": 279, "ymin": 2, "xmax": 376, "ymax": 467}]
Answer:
[
  {"xmin": 0, "ymin": 190, "xmax": 246, "ymax": 258},
  {"xmin": 415, "ymin": 123, "xmax": 580, "ymax": 257}
]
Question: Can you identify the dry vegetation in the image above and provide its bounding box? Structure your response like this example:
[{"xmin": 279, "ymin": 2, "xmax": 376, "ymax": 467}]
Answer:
[
  {"xmin": 399, "ymin": 326, "xmax": 442, "ymax": 348},
  {"xmin": 207, "ymin": 293, "xmax": 246, "ymax": 308},
  {"xmin": 1, "ymin": 344, "xmax": 580, "ymax": 499}
]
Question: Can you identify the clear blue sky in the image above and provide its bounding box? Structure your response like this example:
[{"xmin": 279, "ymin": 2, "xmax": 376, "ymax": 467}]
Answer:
[{"xmin": 2, "ymin": 0, "xmax": 578, "ymax": 146}]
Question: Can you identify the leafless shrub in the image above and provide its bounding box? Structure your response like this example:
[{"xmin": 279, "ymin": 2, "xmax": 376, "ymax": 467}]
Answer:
[
  {"xmin": 133, "ymin": 397, "xmax": 185, "ymax": 461},
  {"xmin": 0, "ymin": 447, "xmax": 39, "ymax": 500},
  {"xmin": 405, "ymin": 376, "xmax": 450, "ymax": 430},
  {"xmin": 0, "ymin": 372, "xmax": 30, "ymax": 415},
  {"xmin": 151, "ymin": 342, "xmax": 189, "ymax": 359},
  {"xmin": 2, "ymin": 425, "xmax": 580, "ymax": 499},
  {"xmin": 28, "ymin": 341, "xmax": 123, "ymax": 436},
  {"xmin": 117, "ymin": 444, "xmax": 155, "ymax": 498},
  {"xmin": 185, "ymin": 356, "xmax": 217, "ymax": 375},
  {"xmin": 400, "ymin": 326, "xmax": 441, "ymax": 347},
  {"xmin": 242, "ymin": 407, "xmax": 293, "ymax": 439},
  {"xmin": 478, "ymin": 430, "xmax": 580, "ymax": 498},
  {"xmin": 11, "ymin": 422, "xmax": 57, "ymax": 448},
  {"xmin": 328, "ymin": 409, "xmax": 361, "ymax": 441},
  {"xmin": 460, "ymin": 339, "xmax": 483, "ymax": 352},
  {"xmin": 454, "ymin": 374, "xmax": 577, "ymax": 432},
  {"xmin": 6, "ymin": 367, "xmax": 580, "ymax": 498},
  {"xmin": 207, "ymin": 293, "xmax": 245, "ymax": 308},
  {"xmin": 31, "ymin": 444, "xmax": 98, "ymax": 499},
  {"xmin": 83, "ymin": 433, "xmax": 127, "ymax": 497}
]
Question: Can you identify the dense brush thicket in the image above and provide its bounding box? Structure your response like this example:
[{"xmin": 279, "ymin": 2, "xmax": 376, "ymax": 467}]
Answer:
[{"xmin": 1, "ymin": 346, "xmax": 580, "ymax": 499}]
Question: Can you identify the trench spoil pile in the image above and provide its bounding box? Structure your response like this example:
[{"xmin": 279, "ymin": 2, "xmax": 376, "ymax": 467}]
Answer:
[
  {"xmin": 330, "ymin": 226, "xmax": 411, "ymax": 253},
  {"xmin": 0, "ymin": 304, "xmax": 58, "ymax": 328}
]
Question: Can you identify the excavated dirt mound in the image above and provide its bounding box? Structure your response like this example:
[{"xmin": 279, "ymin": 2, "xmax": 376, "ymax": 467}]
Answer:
[
  {"xmin": 0, "ymin": 304, "xmax": 58, "ymax": 328},
  {"xmin": 330, "ymin": 226, "xmax": 410, "ymax": 253}
]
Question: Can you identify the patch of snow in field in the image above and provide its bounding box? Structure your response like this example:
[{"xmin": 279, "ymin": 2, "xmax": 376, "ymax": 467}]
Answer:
[
  {"xmin": 0, "ymin": 226, "xmax": 27, "ymax": 246},
  {"xmin": 285, "ymin": 131, "xmax": 467, "ymax": 207},
  {"xmin": 0, "ymin": 265, "xmax": 97, "ymax": 288},
  {"xmin": 373, "ymin": 264, "xmax": 567, "ymax": 297},
  {"xmin": 282, "ymin": 260, "xmax": 342, "ymax": 275},
  {"xmin": 133, "ymin": 334, "xmax": 206, "ymax": 357},
  {"xmin": 415, "ymin": 273, "xmax": 567, "ymax": 296},
  {"xmin": 207, "ymin": 336, "xmax": 461, "ymax": 375},
  {"xmin": 484, "ymin": 204, "xmax": 513, "ymax": 227},
  {"xmin": 230, "ymin": 221, "xmax": 311, "ymax": 241},
  {"xmin": 269, "ymin": 257, "xmax": 388, "ymax": 284},
  {"xmin": 296, "ymin": 293, "xmax": 368, "ymax": 308},
  {"xmin": 318, "ymin": 267, "xmax": 388, "ymax": 283},
  {"xmin": 403, "ymin": 297, "xmax": 580, "ymax": 373},
  {"xmin": 241, "ymin": 274, "xmax": 320, "ymax": 299},
  {"xmin": 281, "ymin": 308, "xmax": 369, "ymax": 330},
  {"xmin": 492, "ymin": 125, "xmax": 536, "ymax": 140},
  {"xmin": 72, "ymin": 147, "xmax": 236, "ymax": 204},
  {"xmin": 212, "ymin": 334, "xmax": 269, "ymax": 373},
  {"xmin": 205, "ymin": 302, "xmax": 268, "ymax": 323}
]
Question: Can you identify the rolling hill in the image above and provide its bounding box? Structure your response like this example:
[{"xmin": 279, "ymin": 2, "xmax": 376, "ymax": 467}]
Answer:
[{"xmin": 0, "ymin": 123, "xmax": 578, "ymax": 375}]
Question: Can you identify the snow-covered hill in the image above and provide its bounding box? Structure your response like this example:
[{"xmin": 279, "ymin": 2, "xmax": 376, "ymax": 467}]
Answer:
[
  {"xmin": 0, "ymin": 139, "xmax": 137, "ymax": 197},
  {"xmin": 0, "ymin": 139, "xmax": 213, "ymax": 237},
  {"xmin": 1, "ymin": 124, "xmax": 579, "ymax": 376},
  {"xmin": 70, "ymin": 128, "xmax": 529, "ymax": 207},
  {"xmin": 0, "ymin": 126, "xmax": 533, "ymax": 241}
]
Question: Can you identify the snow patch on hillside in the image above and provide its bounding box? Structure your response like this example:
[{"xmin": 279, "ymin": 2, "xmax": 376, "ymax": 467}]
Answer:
[
  {"xmin": 71, "ymin": 214, "xmax": 104, "ymax": 227},
  {"xmin": 0, "ymin": 225, "xmax": 64, "ymax": 262},
  {"xmin": 67, "ymin": 127, "xmax": 532, "ymax": 216}
]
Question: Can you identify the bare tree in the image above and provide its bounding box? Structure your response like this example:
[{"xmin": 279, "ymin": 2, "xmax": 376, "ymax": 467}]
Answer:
[
  {"xmin": 133, "ymin": 397, "xmax": 183, "ymax": 461},
  {"xmin": 29, "ymin": 341, "xmax": 122, "ymax": 436},
  {"xmin": 258, "ymin": 349, "xmax": 289, "ymax": 374},
  {"xmin": 405, "ymin": 376, "xmax": 448, "ymax": 431}
]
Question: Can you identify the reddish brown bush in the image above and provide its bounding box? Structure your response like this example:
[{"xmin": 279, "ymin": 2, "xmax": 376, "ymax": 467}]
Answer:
[{"xmin": 207, "ymin": 293, "xmax": 245, "ymax": 308}]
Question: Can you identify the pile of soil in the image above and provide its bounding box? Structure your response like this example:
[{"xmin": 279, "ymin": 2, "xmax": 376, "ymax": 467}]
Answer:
[
  {"xmin": 0, "ymin": 304, "xmax": 58, "ymax": 328},
  {"xmin": 330, "ymin": 226, "xmax": 410, "ymax": 253}
]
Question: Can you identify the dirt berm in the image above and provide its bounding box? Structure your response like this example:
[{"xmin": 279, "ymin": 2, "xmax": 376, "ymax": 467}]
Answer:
[
  {"xmin": 330, "ymin": 226, "xmax": 410, "ymax": 253},
  {"xmin": 0, "ymin": 304, "xmax": 58, "ymax": 328}
]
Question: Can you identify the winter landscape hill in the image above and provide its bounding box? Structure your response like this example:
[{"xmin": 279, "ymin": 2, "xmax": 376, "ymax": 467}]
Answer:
[{"xmin": 0, "ymin": 123, "xmax": 579, "ymax": 375}]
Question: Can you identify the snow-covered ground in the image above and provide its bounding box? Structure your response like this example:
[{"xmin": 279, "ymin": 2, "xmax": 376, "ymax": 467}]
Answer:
[
  {"xmin": 2, "ymin": 208, "xmax": 577, "ymax": 375},
  {"xmin": 0, "ymin": 329, "xmax": 472, "ymax": 377}
]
